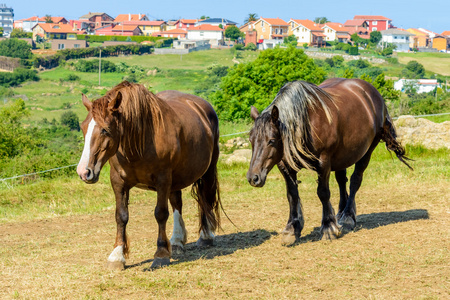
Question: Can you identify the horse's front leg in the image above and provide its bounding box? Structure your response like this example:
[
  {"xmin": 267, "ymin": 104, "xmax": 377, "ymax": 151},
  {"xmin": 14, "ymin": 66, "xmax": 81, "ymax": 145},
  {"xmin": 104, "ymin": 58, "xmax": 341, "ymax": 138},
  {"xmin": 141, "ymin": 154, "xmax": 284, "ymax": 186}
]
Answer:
[
  {"xmin": 277, "ymin": 161, "xmax": 304, "ymax": 245},
  {"xmin": 317, "ymin": 164, "xmax": 341, "ymax": 240},
  {"xmin": 151, "ymin": 183, "xmax": 172, "ymax": 269},
  {"xmin": 107, "ymin": 171, "xmax": 130, "ymax": 270}
]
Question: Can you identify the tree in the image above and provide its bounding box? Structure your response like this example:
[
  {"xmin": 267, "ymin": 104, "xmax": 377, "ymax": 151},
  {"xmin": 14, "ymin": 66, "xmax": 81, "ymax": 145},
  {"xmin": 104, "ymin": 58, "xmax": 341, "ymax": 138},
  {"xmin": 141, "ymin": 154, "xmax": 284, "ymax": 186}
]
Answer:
[
  {"xmin": 60, "ymin": 111, "xmax": 80, "ymax": 131},
  {"xmin": 199, "ymin": 15, "xmax": 209, "ymax": 20},
  {"xmin": 370, "ymin": 31, "xmax": 382, "ymax": 44},
  {"xmin": 0, "ymin": 27, "xmax": 3, "ymax": 37},
  {"xmin": 284, "ymin": 35, "xmax": 297, "ymax": 46},
  {"xmin": 401, "ymin": 60, "xmax": 425, "ymax": 79},
  {"xmin": 0, "ymin": 99, "xmax": 34, "ymax": 158},
  {"xmin": 0, "ymin": 38, "xmax": 33, "ymax": 59},
  {"xmin": 350, "ymin": 33, "xmax": 360, "ymax": 45},
  {"xmin": 210, "ymin": 46, "xmax": 327, "ymax": 121},
  {"xmin": 45, "ymin": 15, "xmax": 53, "ymax": 23},
  {"xmin": 361, "ymin": 73, "xmax": 400, "ymax": 101},
  {"xmin": 224, "ymin": 26, "xmax": 243, "ymax": 40},
  {"xmin": 314, "ymin": 17, "xmax": 329, "ymax": 24},
  {"xmin": 10, "ymin": 28, "xmax": 29, "ymax": 38},
  {"xmin": 244, "ymin": 13, "xmax": 258, "ymax": 24}
]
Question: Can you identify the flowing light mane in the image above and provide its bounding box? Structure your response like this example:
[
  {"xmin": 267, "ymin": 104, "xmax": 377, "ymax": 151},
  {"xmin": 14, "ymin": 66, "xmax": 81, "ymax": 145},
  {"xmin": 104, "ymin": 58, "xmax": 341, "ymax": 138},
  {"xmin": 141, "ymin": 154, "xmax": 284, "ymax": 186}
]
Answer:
[
  {"xmin": 92, "ymin": 81, "xmax": 163, "ymax": 157},
  {"xmin": 259, "ymin": 80, "xmax": 335, "ymax": 171}
]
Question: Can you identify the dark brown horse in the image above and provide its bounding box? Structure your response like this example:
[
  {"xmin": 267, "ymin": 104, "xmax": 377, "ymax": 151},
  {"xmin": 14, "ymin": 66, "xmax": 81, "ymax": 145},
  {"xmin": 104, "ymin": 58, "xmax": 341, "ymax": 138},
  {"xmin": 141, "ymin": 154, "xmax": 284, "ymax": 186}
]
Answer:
[
  {"xmin": 247, "ymin": 78, "xmax": 412, "ymax": 244},
  {"xmin": 77, "ymin": 81, "xmax": 222, "ymax": 269}
]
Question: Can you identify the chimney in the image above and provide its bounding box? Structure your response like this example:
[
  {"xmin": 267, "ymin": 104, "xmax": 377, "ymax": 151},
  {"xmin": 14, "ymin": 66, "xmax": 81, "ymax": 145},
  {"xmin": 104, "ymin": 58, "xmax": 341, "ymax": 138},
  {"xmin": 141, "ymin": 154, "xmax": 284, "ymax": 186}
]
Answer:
[
  {"xmin": 129, "ymin": 13, "xmax": 131, "ymax": 21},
  {"xmin": 139, "ymin": 13, "xmax": 141, "ymax": 20}
]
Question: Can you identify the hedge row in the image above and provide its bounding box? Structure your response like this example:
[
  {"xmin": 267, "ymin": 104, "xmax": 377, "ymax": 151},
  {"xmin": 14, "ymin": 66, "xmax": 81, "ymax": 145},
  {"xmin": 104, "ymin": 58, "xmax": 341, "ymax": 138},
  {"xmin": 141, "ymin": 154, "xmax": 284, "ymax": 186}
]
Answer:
[
  {"xmin": 77, "ymin": 34, "xmax": 164, "ymax": 43},
  {"xmin": 31, "ymin": 44, "xmax": 154, "ymax": 69}
]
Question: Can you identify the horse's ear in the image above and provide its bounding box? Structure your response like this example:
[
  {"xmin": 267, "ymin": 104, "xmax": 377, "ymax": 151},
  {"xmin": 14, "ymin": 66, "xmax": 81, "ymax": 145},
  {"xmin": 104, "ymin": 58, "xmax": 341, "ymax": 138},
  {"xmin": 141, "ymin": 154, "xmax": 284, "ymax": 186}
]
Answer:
[
  {"xmin": 271, "ymin": 106, "xmax": 279, "ymax": 124},
  {"xmin": 250, "ymin": 106, "xmax": 259, "ymax": 121},
  {"xmin": 82, "ymin": 94, "xmax": 92, "ymax": 111},
  {"xmin": 109, "ymin": 91, "xmax": 122, "ymax": 112}
]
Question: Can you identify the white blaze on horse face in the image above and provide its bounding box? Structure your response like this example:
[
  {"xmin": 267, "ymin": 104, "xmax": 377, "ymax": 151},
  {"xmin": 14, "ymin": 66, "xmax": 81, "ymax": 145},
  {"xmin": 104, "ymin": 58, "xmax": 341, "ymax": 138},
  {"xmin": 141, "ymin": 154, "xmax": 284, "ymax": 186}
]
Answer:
[
  {"xmin": 170, "ymin": 209, "xmax": 187, "ymax": 248},
  {"xmin": 77, "ymin": 118, "xmax": 97, "ymax": 180},
  {"xmin": 107, "ymin": 245, "xmax": 126, "ymax": 263}
]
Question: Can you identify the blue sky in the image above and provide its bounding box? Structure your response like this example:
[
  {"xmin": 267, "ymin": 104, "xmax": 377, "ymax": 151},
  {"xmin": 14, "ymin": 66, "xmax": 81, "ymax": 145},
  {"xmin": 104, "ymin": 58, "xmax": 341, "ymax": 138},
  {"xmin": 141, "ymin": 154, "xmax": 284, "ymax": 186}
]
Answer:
[{"xmin": 11, "ymin": 0, "xmax": 450, "ymax": 34}]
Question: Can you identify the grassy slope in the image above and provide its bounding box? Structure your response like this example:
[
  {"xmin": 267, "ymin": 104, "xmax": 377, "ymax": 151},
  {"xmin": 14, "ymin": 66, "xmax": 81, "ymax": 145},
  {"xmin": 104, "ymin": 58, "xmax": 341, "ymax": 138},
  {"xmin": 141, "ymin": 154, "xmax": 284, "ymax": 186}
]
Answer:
[{"xmin": 397, "ymin": 52, "xmax": 450, "ymax": 76}]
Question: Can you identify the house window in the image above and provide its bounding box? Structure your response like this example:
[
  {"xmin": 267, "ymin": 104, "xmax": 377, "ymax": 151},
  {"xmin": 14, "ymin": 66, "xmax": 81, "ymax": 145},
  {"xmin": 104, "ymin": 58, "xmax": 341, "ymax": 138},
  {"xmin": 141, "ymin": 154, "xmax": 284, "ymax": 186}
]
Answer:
[
  {"xmin": 373, "ymin": 28, "xmax": 377, "ymax": 31},
  {"xmin": 280, "ymin": 29, "xmax": 283, "ymax": 34},
  {"xmin": 58, "ymin": 44, "xmax": 65, "ymax": 49},
  {"xmin": 262, "ymin": 27, "xmax": 265, "ymax": 32},
  {"xmin": 200, "ymin": 32, "xmax": 204, "ymax": 36},
  {"xmin": 291, "ymin": 23, "xmax": 294, "ymax": 28},
  {"xmin": 74, "ymin": 44, "xmax": 80, "ymax": 48},
  {"xmin": 275, "ymin": 28, "xmax": 278, "ymax": 34},
  {"xmin": 373, "ymin": 21, "xmax": 378, "ymax": 25}
]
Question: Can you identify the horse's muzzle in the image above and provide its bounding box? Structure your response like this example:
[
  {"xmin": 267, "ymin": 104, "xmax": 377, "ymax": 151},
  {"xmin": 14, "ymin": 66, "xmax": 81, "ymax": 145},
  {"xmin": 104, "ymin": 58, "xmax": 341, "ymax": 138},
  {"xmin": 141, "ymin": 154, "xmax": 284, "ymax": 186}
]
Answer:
[{"xmin": 247, "ymin": 173, "xmax": 265, "ymax": 187}]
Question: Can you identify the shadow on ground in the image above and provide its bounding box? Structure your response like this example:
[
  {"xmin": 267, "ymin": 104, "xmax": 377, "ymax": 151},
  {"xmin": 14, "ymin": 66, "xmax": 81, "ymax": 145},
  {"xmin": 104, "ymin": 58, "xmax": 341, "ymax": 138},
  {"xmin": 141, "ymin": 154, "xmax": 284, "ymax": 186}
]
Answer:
[
  {"xmin": 126, "ymin": 229, "xmax": 276, "ymax": 270},
  {"xmin": 294, "ymin": 208, "xmax": 430, "ymax": 245}
]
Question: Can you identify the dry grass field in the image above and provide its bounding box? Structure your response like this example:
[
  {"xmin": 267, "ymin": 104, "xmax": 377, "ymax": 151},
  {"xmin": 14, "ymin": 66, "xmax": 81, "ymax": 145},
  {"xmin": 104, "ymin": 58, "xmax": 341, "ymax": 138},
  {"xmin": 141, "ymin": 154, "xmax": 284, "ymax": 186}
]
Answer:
[
  {"xmin": 397, "ymin": 52, "xmax": 450, "ymax": 77},
  {"xmin": 0, "ymin": 145, "xmax": 449, "ymax": 299}
]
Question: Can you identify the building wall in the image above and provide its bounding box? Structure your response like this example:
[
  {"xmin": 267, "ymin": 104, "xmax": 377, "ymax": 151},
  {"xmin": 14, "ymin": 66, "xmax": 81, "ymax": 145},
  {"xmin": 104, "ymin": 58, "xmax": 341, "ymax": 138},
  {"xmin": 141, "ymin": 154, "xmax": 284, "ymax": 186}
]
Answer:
[
  {"xmin": 254, "ymin": 20, "xmax": 271, "ymax": 41},
  {"xmin": 0, "ymin": 4, "xmax": 14, "ymax": 36},
  {"xmin": 433, "ymin": 37, "xmax": 447, "ymax": 51},
  {"xmin": 187, "ymin": 30, "xmax": 223, "ymax": 45},
  {"xmin": 292, "ymin": 26, "xmax": 312, "ymax": 45},
  {"xmin": 367, "ymin": 20, "xmax": 388, "ymax": 32},
  {"xmin": 51, "ymin": 39, "xmax": 87, "ymax": 50},
  {"xmin": 323, "ymin": 27, "xmax": 336, "ymax": 41}
]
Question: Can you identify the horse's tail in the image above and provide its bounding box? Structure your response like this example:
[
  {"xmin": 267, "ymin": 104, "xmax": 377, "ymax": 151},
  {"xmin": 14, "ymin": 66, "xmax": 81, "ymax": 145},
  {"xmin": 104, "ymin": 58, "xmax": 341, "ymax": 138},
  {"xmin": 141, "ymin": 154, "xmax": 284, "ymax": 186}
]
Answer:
[
  {"xmin": 191, "ymin": 158, "xmax": 222, "ymax": 235},
  {"xmin": 381, "ymin": 114, "xmax": 413, "ymax": 170}
]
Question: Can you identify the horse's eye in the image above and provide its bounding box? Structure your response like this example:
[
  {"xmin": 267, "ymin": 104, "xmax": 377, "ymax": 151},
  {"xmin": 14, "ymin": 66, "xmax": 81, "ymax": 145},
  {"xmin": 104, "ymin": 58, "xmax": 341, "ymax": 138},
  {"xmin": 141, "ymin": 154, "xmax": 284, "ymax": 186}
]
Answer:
[
  {"xmin": 268, "ymin": 139, "xmax": 276, "ymax": 146},
  {"xmin": 101, "ymin": 128, "xmax": 109, "ymax": 136}
]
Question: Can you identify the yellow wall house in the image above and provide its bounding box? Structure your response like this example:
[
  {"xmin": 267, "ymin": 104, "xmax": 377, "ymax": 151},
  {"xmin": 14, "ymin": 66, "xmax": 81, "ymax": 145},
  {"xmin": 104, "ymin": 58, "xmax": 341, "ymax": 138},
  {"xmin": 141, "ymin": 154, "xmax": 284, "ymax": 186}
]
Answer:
[
  {"xmin": 432, "ymin": 35, "xmax": 448, "ymax": 51},
  {"xmin": 32, "ymin": 23, "xmax": 77, "ymax": 41},
  {"xmin": 122, "ymin": 21, "xmax": 167, "ymax": 36},
  {"xmin": 406, "ymin": 28, "xmax": 431, "ymax": 49},
  {"xmin": 253, "ymin": 17, "xmax": 289, "ymax": 42}
]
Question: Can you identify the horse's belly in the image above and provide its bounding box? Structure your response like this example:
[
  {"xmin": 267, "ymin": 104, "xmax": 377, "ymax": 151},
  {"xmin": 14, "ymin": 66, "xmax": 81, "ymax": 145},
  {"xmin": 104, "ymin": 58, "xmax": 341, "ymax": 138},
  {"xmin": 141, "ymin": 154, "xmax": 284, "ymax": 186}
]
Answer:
[{"xmin": 330, "ymin": 135, "xmax": 377, "ymax": 171}]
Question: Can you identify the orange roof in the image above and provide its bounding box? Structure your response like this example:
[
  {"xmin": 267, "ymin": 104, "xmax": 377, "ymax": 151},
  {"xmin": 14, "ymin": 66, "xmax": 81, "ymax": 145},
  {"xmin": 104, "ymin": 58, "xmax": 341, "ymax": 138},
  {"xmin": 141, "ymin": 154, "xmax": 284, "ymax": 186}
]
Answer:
[
  {"xmin": 111, "ymin": 24, "xmax": 140, "ymax": 31},
  {"xmin": 354, "ymin": 15, "xmax": 391, "ymax": 21},
  {"xmin": 179, "ymin": 19, "xmax": 198, "ymax": 24},
  {"xmin": 344, "ymin": 19, "xmax": 366, "ymax": 27},
  {"xmin": 188, "ymin": 24, "xmax": 223, "ymax": 31},
  {"xmin": 35, "ymin": 23, "xmax": 76, "ymax": 33},
  {"xmin": 290, "ymin": 19, "xmax": 323, "ymax": 31},
  {"xmin": 324, "ymin": 22, "xmax": 348, "ymax": 32},
  {"xmin": 114, "ymin": 14, "xmax": 146, "ymax": 22},
  {"xmin": 442, "ymin": 30, "xmax": 450, "ymax": 36},
  {"xmin": 260, "ymin": 17, "xmax": 288, "ymax": 26}
]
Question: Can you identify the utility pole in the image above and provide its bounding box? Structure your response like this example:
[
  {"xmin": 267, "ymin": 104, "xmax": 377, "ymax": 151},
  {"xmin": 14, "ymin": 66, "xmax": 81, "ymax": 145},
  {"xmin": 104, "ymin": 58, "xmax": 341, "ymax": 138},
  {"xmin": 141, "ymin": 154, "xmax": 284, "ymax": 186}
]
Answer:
[{"xmin": 99, "ymin": 49, "xmax": 102, "ymax": 86}]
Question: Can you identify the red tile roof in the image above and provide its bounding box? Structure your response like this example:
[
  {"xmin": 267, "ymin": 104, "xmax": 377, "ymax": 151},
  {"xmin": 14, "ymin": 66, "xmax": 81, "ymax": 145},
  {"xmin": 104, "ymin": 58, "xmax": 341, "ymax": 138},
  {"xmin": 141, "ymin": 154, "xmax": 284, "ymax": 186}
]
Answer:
[
  {"xmin": 324, "ymin": 22, "xmax": 347, "ymax": 32},
  {"xmin": 344, "ymin": 19, "xmax": 366, "ymax": 27},
  {"xmin": 260, "ymin": 17, "xmax": 288, "ymax": 26},
  {"xmin": 354, "ymin": 15, "xmax": 391, "ymax": 21},
  {"xmin": 188, "ymin": 24, "xmax": 223, "ymax": 31},
  {"xmin": 35, "ymin": 23, "xmax": 76, "ymax": 33},
  {"xmin": 179, "ymin": 19, "xmax": 198, "ymax": 24},
  {"xmin": 114, "ymin": 14, "xmax": 146, "ymax": 22},
  {"xmin": 442, "ymin": 30, "xmax": 450, "ymax": 36},
  {"xmin": 111, "ymin": 24, "xmax": 141, "ymax": 31}
]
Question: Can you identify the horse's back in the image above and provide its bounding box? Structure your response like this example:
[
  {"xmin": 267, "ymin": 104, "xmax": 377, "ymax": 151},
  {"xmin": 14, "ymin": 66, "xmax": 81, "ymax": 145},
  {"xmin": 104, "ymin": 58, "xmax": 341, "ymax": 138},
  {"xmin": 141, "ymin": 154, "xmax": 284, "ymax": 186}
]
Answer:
[{"xmin": 315, "ymin": 78, "xmax": 387, "ymax": 170}]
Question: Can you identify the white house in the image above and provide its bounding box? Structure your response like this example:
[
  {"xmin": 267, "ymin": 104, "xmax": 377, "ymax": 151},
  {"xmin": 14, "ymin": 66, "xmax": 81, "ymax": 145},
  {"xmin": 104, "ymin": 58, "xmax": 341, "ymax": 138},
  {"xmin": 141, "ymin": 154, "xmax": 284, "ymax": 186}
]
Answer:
[
  {"xmin": 322, "ymin": 22, "xmax": 350, "ymax": 43},
  {"xmin": 380, "ymin": 29, "xmax": 415, "ymax": 52},
  {"xmin": 288, "ymin": 19, "xmax": 325, "ymax": 47},
  {"xmin": 394, "ymin": 79, "xmax": 440, "ymax": 94},
  {"xmin": 187, "ymin": 24, "xmax": 224, "ymax": 46}
]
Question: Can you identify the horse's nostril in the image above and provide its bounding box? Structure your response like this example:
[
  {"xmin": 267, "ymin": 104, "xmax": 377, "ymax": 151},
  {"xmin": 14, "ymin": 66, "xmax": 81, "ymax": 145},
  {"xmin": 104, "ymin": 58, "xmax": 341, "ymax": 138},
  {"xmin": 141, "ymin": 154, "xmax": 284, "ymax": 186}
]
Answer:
[
  {"xmin": 85, "ymin": 168, "xmax": 93, "ymax": 181},
  {"xmin": 253, "ymin": 174, "xmax": 259, "ymax": 184}
]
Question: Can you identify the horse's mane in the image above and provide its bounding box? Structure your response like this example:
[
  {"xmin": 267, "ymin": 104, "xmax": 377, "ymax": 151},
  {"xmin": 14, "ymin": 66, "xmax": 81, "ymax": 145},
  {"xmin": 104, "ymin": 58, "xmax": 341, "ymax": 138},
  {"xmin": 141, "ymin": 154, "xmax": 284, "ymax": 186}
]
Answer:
[
  {"xmin": 260, "ymin": 80, "xmax": 335, "ymax": 171},
  {"xmin": 92, "ymin": 81, "xmax": 163, "ymax": 157}
]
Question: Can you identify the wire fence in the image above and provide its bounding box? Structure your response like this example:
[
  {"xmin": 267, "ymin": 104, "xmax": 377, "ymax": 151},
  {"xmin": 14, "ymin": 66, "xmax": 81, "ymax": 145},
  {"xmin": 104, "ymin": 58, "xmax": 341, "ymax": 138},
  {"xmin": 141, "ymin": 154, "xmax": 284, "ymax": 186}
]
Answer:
[{"xmin": 1, "ymin": 112, "xmax": 449, "ymax": 182}]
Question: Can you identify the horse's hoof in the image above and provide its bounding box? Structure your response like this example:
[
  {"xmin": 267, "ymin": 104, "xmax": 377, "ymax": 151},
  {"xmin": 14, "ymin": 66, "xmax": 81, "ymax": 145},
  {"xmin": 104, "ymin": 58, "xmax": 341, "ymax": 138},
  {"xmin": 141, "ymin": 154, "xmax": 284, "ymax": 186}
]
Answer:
[
  {"xmin": 338, "ymin": 215, "xmax": 356, "ymax": 230},
  {"xmin": 196, "ymin": 237, "xmax": 214, "ymax": 247},
  {"xmin": 150, "ymin": 257, "xmax": 170, "ymax": 270},
  {"xmin": 281, "ymin": 231, "xmax": 297, "ymax": 246},
  {"xmin": 321, "ymin": 223, "xmax": 341, "ymax": 240},
  {"xmin": 106, "ymin": 261, "xmax": 125, "ymax": 270},
  {"xmin": 172, "ymin": 244, "xmax": 185, "ymax": 255}
]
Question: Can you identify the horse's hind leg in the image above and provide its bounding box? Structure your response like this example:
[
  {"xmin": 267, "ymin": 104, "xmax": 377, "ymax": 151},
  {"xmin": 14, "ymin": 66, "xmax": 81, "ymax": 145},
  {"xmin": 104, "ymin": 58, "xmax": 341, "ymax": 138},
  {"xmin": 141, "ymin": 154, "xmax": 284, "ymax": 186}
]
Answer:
[
  {"xmin": 169, "ymin": 190, "xmax": 188, "ymax": 254},
  {"xmin": 335, "ymin": 169, "xmax": 351, "ymax": 221},
  {"xmin": 339, "ymin": 142, "xmax": 378, "ymax": 230},
  {"xmin": 193, "ymin": 148, "xmax": 221, "ymax": 247}
]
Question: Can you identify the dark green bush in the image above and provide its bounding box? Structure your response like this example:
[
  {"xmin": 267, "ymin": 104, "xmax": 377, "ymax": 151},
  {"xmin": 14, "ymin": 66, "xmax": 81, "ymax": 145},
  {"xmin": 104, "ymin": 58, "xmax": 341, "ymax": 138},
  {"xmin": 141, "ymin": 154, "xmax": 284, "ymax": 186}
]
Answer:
[{"xmin": 60, "ymin": 111, "xmax": 80, "ymax": 131}]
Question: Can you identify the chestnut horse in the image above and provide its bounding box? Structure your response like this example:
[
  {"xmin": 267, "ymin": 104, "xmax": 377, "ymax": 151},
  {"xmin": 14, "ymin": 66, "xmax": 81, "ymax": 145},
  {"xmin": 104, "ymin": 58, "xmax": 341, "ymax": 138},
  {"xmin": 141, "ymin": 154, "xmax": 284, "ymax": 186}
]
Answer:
[
  {"xmin": 77, "ymin": 81, "xmax": 222, "ymax": 269},
  {"xmin": 247, "ymin": 78, "xmax": 412, "ymax": 244}
]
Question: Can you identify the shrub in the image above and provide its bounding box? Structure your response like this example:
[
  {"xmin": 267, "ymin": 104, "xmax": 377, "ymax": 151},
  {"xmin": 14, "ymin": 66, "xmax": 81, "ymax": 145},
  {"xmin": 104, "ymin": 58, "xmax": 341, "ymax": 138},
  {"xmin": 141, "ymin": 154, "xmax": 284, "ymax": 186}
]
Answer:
[
  {"xmin": 244, "ymin": 43, "xmax": 257, "ymax": 51},
  {"xmin": 210, "ymin": 46, "xmax": 327, "ymax": 121},
  {"xmin": 60, "ymin": 111, "xmax": 80, "ymax": 131},
  {"xmin": 74, "ymin": 59, "xmax": 116, "ymax": 73},
  {"xmin": 0, "ymin": 68, "xmax": 39, "ymax": 87},
  {"xmin": 348, "ymin": 46, "xmax": 359, "ymax": 55},
  {"xmin": 0, "ymin": 38, "xmax": 33, "ymax": 59}
]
